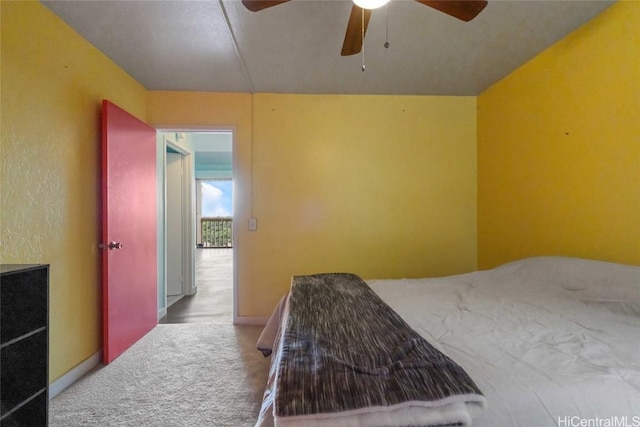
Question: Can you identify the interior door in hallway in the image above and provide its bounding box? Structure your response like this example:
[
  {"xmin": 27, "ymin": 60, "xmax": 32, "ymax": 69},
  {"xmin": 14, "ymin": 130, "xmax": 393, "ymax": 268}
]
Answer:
[
  {"xmin": 166, "ymin": 152, "xmax": 184, "ymax": 297},
  {"xmin": 101, "ymin": 100, "xmax": 157, "ymax": 364}
]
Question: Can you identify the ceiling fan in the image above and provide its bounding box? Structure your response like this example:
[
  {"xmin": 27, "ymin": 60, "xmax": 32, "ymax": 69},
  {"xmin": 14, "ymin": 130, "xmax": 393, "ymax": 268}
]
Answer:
[{"xmin": 241, "ymin": 0, "xmax": 488, "ymax": 56}]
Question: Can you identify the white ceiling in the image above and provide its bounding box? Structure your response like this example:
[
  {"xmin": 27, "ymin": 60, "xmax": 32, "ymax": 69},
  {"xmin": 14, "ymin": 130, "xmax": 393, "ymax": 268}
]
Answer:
[
  {"xmin": 42, "ymin": 0, "xmax": 614, "ymax": 95},
  {"xmin": 161, "ymin": 131, "xmax": 233, "ymax": 170}
]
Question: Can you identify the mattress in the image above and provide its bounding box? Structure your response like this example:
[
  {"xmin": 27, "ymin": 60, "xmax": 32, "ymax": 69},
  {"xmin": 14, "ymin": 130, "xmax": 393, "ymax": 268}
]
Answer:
[{"xmin": 368, "ymin": 256, "xmax": 640, "ymax": 426}]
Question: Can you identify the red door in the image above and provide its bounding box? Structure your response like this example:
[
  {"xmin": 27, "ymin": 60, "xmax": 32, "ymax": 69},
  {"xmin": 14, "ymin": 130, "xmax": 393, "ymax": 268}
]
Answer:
[{"xmin": 101, "ymin": 100, "xmax": 157, "ymax": 364}]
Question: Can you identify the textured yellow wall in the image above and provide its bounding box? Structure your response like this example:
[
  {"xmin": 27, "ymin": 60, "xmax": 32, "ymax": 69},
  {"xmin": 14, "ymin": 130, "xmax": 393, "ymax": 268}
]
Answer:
[
  {"xmin": 1, "ymin": 2, "xmax": 148, "ymax": 381},
  {"xmin": 149, "ymin": 92, "xmax": 477, "ymax": 316},
  {"xmin": 250, "ymin": 94, "xmax": 477, "ymax": 314},
  {"xmin": 478, "ymin": 1, "xmax": 640, "ymax": 268}
]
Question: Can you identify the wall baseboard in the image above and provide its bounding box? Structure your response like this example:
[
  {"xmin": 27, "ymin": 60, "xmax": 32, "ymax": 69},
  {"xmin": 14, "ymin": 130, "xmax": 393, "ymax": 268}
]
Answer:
[
  {"xmin": 158, "ymin": 307, "xmax": 167, "ymax": 321},
  {"xmin": 234, "ymin": 316, "xmax": 269, "ymax": 326},
  {"xmin": 49, "ymin": 351, "xmax": 102, "ymax": 399}
]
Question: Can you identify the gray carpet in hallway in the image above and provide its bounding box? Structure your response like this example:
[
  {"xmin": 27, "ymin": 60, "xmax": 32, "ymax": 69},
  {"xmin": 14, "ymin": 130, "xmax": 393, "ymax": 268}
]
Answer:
[{"xmin": 163, "ymin": 248, "xmax": 233, "ymax": 324}]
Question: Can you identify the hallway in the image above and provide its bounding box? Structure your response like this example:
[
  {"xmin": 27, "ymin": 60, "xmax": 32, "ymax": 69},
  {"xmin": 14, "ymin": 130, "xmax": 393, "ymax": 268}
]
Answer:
[{"xmin": 160, "ymin": 248, "xmax": 233, "ymax": 324}]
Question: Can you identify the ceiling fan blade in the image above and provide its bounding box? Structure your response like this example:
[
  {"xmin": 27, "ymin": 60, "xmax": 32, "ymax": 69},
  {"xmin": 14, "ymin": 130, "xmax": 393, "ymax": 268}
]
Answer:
[
  {"xmin": 242, "ymin": 0, "xmax": 290, "ymax": 12},
  {"xmin": 415, "ymin": 0, "xmax": 488, "ymax": 22},
  {"xmin": 341, "ymin": 5, "xmax": 372, "ymax": 56}
]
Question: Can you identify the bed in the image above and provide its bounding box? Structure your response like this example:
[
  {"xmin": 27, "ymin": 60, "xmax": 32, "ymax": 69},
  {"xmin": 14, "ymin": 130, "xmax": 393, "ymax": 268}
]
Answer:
[{"xmin": 256, "ymin": 256, "xmax": 640, "ymax": 426}]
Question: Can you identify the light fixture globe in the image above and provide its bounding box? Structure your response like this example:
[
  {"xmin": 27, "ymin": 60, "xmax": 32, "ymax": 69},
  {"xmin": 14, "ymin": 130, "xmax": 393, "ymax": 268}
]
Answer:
[{"xmin": 353, "ymin": 0, "xmax": 390, "ymax": 10}]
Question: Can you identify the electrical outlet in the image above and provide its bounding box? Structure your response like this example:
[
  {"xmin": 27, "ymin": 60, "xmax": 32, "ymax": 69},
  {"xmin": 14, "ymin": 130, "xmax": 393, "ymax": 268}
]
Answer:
[{"xmin": 249, "ymin": 217, "xmax": 257, "ymax": 231}]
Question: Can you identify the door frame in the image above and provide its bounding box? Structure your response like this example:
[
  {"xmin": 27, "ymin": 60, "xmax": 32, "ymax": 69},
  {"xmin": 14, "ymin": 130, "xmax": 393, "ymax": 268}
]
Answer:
[
  {"xmin": 165, "ymin": 144, "xmax": 192, "ymax": 302},
  {"xmin": 165, "ymin": 136, "xmax": 195, "ymax": 298},
  {"xmin": 157, "ymin": 127, "xmax": 238, "ymax": 323}
]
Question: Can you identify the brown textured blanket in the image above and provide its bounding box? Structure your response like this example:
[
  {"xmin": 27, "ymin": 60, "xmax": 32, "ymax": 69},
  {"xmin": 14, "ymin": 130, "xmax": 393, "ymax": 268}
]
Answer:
[{"xmin": 259, "ymin": 272, "xmax": 485, "ymax": 425}]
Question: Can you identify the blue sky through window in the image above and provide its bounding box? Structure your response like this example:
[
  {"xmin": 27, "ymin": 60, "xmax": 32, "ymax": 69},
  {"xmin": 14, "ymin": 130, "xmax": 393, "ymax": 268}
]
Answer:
[{"xmin": 201, "ymin": 180, "xmax": 233, "ymax": 217}]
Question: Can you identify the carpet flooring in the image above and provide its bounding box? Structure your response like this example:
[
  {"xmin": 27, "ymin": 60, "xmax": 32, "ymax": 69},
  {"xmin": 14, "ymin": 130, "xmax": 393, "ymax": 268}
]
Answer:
[{"xmin": 49, "ymin": 324, "xmax": 270, "ymax": 427}]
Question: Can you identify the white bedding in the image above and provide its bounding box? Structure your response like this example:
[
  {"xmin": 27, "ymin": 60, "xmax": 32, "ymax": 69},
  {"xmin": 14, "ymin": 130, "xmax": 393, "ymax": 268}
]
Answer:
[{"xmin": 368, "ymin": 257, "xmax": 640, "ymax": 426}]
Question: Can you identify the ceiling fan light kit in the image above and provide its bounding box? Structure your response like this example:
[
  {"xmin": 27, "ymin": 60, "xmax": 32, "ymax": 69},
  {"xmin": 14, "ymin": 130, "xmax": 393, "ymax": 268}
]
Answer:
[{"xmin": 353, "ymin": 0, "xmax": 390, "ymax": 10}]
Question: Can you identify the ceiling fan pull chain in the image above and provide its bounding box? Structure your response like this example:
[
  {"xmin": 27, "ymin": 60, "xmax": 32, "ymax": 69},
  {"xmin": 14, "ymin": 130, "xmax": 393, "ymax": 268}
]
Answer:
[
  {"xmin": 384, "ymin": 3, "xmax": 390, "ymax": 49},
  {"xmin": 361, "ymin": 9, "xmax": 365, "ymax": 71}
]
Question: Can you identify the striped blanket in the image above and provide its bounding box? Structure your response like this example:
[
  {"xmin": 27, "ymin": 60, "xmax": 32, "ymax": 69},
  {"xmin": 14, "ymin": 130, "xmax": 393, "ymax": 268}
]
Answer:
[{"xmin": 256, "ymin": 273, "xmax": 486, "ymax": 427}]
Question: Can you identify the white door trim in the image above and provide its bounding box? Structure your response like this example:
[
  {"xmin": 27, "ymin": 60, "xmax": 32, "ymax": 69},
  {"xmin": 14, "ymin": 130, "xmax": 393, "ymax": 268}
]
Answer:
[
  {"xmin": 166, "ymin": 151, "xmax": 185, "ymax": 299},
  {"xmin": 164, "ymin": 138, "xmax": 195, "ymax": 300}
]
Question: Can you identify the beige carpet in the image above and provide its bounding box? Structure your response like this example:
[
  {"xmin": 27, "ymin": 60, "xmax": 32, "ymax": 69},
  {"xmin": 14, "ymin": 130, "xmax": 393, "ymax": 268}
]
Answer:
[{"xmin": 49, "ymin": 324, "xmax": 270, "ymax": 427}]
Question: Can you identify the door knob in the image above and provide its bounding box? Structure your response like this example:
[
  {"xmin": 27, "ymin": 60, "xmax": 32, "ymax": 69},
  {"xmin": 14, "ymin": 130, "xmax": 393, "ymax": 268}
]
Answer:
[
  {"xmin": 99, "ymin": 241, "xmax": 123, "ymax": 250},
  {"xmin": 109, "ymin": 241, "xmax": 123, "ymax": 250}
]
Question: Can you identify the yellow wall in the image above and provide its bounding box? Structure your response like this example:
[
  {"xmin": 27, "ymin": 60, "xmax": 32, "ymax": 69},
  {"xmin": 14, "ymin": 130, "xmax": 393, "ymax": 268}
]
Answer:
[
  {"xmin": 148, "ymin": 93, "xmax": 478, "ymax": 316},
  {"xmin": 1, "ymin": 1, "xmax": 148, "ymax": 381},
  {"xmin": 477, "ymin": 1, "xmax": 640, "ymax": 268}
]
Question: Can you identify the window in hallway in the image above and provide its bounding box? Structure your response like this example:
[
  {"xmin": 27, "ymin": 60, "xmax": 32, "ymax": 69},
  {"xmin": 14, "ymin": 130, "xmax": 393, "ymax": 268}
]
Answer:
[{"xmin": 201, "ymin": 180, "xmax": 233, "ymax": 217}]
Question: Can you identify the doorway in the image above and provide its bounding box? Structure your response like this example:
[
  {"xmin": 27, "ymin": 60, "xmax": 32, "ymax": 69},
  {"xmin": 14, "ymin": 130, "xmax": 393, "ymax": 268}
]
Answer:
[{"xmin": 158, "ymin": 130, "xmax": 235, "ymax": 324}]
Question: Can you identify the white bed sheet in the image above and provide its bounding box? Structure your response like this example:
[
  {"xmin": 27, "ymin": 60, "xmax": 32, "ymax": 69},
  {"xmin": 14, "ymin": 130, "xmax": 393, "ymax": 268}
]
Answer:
[{"xmin": 368, "ymin": 256, "xmax": 640, "ymax": 427}]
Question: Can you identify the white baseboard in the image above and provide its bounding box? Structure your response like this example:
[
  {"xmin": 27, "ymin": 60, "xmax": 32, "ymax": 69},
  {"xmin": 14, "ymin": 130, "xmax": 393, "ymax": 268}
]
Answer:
[
  {"xmin": 158, "ymin": 307, "xmax": 167, "ymax": 321},
  {"xmin": 49, "ymin": 351, "xmax": 102, "ymax": 399},
  {"xmin": 233, "ymin": 316, "xmax": 269, "ymax": 326}
]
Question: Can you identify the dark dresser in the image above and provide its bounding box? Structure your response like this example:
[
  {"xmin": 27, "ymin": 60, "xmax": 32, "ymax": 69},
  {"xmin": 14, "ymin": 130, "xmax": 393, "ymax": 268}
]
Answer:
[{"xmin": 0, "ymin": 264, "xmax": 49, "ymax": 426}]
